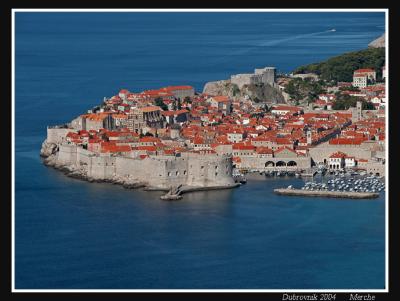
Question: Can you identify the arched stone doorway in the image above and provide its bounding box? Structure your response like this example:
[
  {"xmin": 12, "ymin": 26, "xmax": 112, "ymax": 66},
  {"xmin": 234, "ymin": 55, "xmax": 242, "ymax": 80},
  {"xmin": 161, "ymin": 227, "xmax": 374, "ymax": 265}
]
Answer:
[
  {"xmin": 265, "ymin": 161, "xmax": 275, "ymax": 167},
  {"xmin": 276, "ymin": 161, "xmax": 286, "ymax": 167}
]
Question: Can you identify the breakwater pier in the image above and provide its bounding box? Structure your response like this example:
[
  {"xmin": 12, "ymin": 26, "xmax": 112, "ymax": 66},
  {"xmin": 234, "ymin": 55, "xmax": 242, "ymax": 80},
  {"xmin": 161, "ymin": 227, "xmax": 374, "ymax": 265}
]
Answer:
[
  {"xmin": 274, "ymin": 188, "xmax": 379, "ymax": 199},
  {"xmin": 160, "ymin": 183, "xmax": 241, "ymax": 200}
]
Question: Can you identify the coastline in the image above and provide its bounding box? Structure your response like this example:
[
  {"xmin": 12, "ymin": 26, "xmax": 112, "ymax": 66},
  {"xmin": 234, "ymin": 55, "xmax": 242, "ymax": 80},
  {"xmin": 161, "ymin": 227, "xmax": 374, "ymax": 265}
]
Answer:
[{"xmin": 38, "ymin": 31, "xmax": 386, "ymax": 200}]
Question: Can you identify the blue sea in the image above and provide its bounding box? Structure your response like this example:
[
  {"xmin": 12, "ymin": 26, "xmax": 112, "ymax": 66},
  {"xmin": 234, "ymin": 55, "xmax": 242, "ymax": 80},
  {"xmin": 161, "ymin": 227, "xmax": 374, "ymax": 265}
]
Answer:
[{"xmin": 15, "ymin": 12, "xmax": 386, "ymax": 289}]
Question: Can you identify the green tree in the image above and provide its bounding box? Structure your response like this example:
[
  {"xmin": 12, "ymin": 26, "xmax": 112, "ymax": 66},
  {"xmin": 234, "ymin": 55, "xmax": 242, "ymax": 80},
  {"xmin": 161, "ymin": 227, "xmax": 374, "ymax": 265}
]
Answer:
[
  {"xmin": 362, "ymin": 101, "xmax": 375, "ymax": 110},
  {"xmin": 339, "ymin": 85, "xmax": 360, "ymax": 92},
  {"xmin": 332, "ymin": 94, "xmax": 373, "ymax": 111},
  {"xmin": 232, "ymin": 84, "xmax": 240, "ymax": 96},
  {"xmin": 154, "ymin": 97, "xmax": 168, "ymax": 111},
  {"xmin": 292, "ymin": 47, "xmax": 385, "ymax": 82},
  {"xmin": 284, "ymin": 78, "xmax": 327, "ymax": 102}
]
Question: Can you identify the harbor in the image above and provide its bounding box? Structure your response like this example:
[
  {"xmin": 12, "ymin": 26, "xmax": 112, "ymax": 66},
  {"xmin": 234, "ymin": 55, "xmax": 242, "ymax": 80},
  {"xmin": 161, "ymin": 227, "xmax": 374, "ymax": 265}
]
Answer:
[
  {"xmin": 274, "ymin": 173, "xmax": 385, "ymax": 199},
  {"xmin": 156, "ymin": 168, "xmax": 385, "ymax": 200}
]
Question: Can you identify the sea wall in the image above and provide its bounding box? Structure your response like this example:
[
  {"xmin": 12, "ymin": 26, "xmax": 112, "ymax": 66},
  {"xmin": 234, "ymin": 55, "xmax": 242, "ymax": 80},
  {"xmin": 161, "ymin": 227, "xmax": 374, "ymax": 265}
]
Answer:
[
  {"xmin": 57, "ymin": 144, "xmax": 79, "ymax": 165},
  {"xmin": 185, "ymin": 152, "xmax": 233, "ymax": 187},
  {"xmin": 89, "ymin": 155, "xmax": 116, "ymax": 179},
  {"xmin": 50, "ymin": 144, "xmax": 236, "ymax": 189},
  {"xmin": 115, "ymin": 155, "xmax": 189, "ymax": 188}
]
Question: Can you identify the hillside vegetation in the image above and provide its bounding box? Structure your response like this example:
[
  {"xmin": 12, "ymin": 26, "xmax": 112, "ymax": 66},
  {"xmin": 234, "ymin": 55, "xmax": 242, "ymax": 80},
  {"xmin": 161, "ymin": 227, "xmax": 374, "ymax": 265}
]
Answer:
[
  {"xmin": 293, "ymin": 47, "xmax": 385, "ymax": 82},
  {"xmin": 284, "ymin": 78, "xmax": 327, "ymax": 103}
]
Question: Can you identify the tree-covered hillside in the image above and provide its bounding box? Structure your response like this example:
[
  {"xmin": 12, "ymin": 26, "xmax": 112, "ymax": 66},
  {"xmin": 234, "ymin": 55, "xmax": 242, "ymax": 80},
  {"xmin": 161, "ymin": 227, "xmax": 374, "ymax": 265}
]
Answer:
[
  {"xmin": 284, "ymin": 78, "xmax": 327, "ymax": 103},
  {"xmin": 292, "ymin": 48, "xmax": 385, "ymax": 82}
]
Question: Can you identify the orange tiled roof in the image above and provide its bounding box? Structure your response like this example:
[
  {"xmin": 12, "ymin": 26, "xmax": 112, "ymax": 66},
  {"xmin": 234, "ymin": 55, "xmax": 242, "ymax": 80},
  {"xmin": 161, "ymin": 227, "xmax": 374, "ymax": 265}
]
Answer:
[
  {"xmin": 211, "ymin": 95, "xmax": 230, "ymax": 102},
  {"xmin": 329, "ymin": 151, "xmax": 347, "ymax": 158},
  {"xmin": 354, "ymin": 68, "xmax": 375, "ymax": 73},
  {"xmin": 329, "ymin": 137, "xmax": 366, "ymax": 145},
  {"xmin": 140, "ymin": 106, "xmax": 162, "ymax": 113}
]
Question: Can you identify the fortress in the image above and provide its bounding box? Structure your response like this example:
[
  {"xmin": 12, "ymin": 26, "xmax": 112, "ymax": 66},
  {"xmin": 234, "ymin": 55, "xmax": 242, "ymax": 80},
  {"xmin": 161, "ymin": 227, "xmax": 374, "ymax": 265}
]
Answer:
[
  {"xmin": 230, "ymin": 67, "xmax": 276, "ymax": 89},
  {"xmin": 42, "ymin": 128, "xmax": 237, "ymax": 190}
]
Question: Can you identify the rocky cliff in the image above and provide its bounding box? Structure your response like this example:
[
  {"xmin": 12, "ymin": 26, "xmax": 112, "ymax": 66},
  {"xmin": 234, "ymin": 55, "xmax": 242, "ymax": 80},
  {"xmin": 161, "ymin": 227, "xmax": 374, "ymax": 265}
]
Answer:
[
  {"xmin": 368, "ymin": 34, "xmax": 385, "ymax": 48},
  {"xmin": 203, "ymin": 79, "xmax": 285, "ymax": 103},
  {"xmin": 40, "ymin": 139, "xmax": 58, "ymax": 157}
]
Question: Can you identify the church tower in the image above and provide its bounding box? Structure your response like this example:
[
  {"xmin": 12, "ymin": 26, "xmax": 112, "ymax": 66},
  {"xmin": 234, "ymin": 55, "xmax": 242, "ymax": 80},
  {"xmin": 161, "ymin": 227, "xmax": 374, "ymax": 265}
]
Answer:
[
  {"xmin": 356, "ymin": 101, "xmax": 362, "ymax": 121},
  {"xmin": 307, "ymin": 130, "xmax": 312, "ymax": 145}
]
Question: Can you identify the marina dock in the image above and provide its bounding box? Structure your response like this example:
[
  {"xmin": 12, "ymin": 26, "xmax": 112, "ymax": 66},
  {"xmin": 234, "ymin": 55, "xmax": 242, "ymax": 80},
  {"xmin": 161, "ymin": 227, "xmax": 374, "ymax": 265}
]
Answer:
[{"xmin": 274, "ymin": 188, "xmax": 379, "ymax": 199}]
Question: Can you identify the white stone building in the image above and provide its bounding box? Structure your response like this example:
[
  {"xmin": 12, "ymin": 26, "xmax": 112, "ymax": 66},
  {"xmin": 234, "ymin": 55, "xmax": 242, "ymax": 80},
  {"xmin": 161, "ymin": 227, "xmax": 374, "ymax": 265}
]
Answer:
[
  {"xmin": 344, "ymin": 156, "xmax": 356, "ymax": 168},
  {"xmin": 227, "ymin": 131, "xmax": 244, "ymax": 143},
  {"xmin": 352, "ymin": 69, "xmax": 376, "ymax": 88},
  {"xmin": 209, "ymin": 96, "xmax": 232, "ymax": 114},
  {"xmin": 328, "ymin": 152, "xmax": 346, "ymax": 169}
]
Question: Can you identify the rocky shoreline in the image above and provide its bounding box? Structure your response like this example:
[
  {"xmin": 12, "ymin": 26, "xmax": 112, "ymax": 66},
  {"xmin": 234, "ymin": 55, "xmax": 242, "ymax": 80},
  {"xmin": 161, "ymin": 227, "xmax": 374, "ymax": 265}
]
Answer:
[
  {"xmin": 42, "ymin": 154, "xmax": 147, "ymax": 189},
  {"xmin": 41, "ymin": 140, "xmax": 148, "ymax": 190}
]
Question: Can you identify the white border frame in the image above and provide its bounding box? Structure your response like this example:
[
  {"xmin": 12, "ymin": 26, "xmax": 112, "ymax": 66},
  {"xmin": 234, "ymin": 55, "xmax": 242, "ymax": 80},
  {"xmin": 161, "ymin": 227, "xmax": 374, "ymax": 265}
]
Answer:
[{"xmin": 11, "ymin": 8, "xmax": 389, "ymax": 293}]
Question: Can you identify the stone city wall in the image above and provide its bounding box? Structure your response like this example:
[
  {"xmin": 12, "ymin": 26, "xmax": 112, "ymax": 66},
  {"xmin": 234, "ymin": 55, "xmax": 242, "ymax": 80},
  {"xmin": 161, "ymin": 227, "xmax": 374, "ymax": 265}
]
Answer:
[
  {"xmin": 230, "ymin": 74, "xmax": 262, "ymax": 89},
  {"xmin": 69, "ymin": 116, "xmax": 86, "ymax": 131},
  {"xmin": 53, "ymin": 144, "xmax": 235, "ymax": 189},
  {"xmin": 57, "ymin": 144, "xmax": 79, "ymax": 165},
  {"xmin": 185, "ymin": 152, "xmax": 233, "ymax": 187},
  {"xmin": 231, "ymin": 67, "xmax": 276, "ymax": 89},
  {"xmin": 47, "ymin": 127, "xmax": 74, "ymax": 144},
  {"xmin": 239, "ymin": 156, "xmax": 311, "ymax": 170},
  {"xmin": 89, "ymin": 154, "xmax": 116, "ymax": 179},
  {"xmin": 357, "ymin": 160, "xmax": 385, "ymax": 176},
  {"xmin": 172, "ymin": 88, "xmax": 195, "ymax": 99},
  {"xmin": 308, "ymin": 143, "xmax": 373, "ymax": 164}
]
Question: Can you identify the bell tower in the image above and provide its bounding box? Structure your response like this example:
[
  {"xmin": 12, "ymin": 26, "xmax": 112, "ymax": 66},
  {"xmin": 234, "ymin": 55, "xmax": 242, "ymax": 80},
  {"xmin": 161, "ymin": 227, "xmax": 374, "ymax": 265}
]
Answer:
[
  {"xmin": 307, "ymin": 130, "xmax": 312, "ymax": 145},
  {"xmin": 356, "ymin": 101, "xmax": 362, "ymax": 121}
]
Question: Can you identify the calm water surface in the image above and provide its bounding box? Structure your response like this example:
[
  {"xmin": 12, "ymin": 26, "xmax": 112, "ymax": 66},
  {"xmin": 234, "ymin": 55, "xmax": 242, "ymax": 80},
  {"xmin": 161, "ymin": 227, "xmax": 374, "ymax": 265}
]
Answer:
[{"xmin": 15, "ymin": 12, "xmax": 385, "ymax": 289}]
